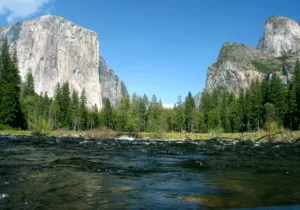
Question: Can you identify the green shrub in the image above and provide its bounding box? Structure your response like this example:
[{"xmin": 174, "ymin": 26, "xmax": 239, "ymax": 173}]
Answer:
[
  {"xmin": 0, "ymin": 124, "xmax": 13, "ymax": 130},
  {"xmin": 251, "ymin": 60, "xmax": 278, "ymax": 74},
  {"xmin": 209, "ymin": 127, "xmax": 224, "ymax": 138}
]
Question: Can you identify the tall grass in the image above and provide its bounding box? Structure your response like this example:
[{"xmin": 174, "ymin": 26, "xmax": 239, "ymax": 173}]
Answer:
[{"xmin": 1, "ymin": 128, "xmax": 300, "ymax": 142}]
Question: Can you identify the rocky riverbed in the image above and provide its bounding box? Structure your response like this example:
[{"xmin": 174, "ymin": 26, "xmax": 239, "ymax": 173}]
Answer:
[{"xmin": 1, "ymin": 135, "xmax": 300, "ymax": 209}]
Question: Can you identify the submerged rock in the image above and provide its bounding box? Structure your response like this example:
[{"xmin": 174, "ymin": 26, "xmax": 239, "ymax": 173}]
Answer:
[
  {"xmin": 0, "ymin": 194, "xmax": 9, "ymax": 199},
  {"xmin": 117, "ymin": 136, "xmax": 135, "ymax": 141}
]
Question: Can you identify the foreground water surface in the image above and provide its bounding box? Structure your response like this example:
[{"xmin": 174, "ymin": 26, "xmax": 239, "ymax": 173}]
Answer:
[{"xmin": 0, "ymin": 135, "xmax": 300, "ymax": 209}]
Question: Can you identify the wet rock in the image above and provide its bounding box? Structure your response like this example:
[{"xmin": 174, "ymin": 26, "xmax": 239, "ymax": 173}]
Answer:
[{"xmin": 0, "ymin": 193, "xmax": 8, "ymax": 199}]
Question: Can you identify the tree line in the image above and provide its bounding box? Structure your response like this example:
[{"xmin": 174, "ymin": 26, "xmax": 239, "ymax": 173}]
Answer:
[{"xmin": 1, "ymin": 38, "xmax": 300, "ymax": 133}]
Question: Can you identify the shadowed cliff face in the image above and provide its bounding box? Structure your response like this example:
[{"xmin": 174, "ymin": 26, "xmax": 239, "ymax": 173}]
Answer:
[
  {"xmin": 0, "ymin": 15, "xmax": 127, "ymax": 108},
  {"xmin": 205, "ymin": 16, "xmax": 300, "ymax": 95},
  {"xmin": 99, "ymin": 56, "xmax": 128, "ymax": 107}
]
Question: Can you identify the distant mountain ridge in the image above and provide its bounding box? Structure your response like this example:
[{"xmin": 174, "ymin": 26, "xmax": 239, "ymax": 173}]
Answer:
[
  {"xmin": 0, "ymin": 15, "xmax": 127, "ymax": 108},
  {"xmin": 205, "ymin": 16, "xmax": 300, "ymax": 95}
]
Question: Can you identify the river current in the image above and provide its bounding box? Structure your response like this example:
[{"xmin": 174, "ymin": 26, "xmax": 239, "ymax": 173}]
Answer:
[{"xmin": 0, "ymin": 135, "xmax": 300, "ymax": 209}]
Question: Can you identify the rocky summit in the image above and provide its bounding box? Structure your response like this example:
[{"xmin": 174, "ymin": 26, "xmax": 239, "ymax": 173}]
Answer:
[
  {"xmin": 0, "ymin": 15, "xmax": 127, "ymax": 108},
  {"xmin": 205, "ymin": 16, "xmax": 300, "ymax": 95}
]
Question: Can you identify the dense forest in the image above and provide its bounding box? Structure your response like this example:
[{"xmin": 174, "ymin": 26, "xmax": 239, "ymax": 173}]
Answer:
[{"xmin": 0, "ymin": 39, "xmax": 300, "ymax": 134}]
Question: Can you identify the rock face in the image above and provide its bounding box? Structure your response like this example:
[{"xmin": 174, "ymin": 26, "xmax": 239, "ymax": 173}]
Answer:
[
  {"xmin": 257, "ymin": 16, "xmax": 300, "ymax": 57},
  {"xmin": 0, "ymin": 15, "xmax": 127, "ymax": 108},
  {"xmin": 205, "ymin": 43, "xmax": 266, "ymax": 95},
  {"xmin": 205, "ymin": 16, "xmax": 300, "ymax": 95},
  {"xmin": 99, "ymin": 56, "xmax": 127, "ymax": 107},
  {"xmin": 193, "ymin": 92, "xmax": 202, "ymax": 108}
]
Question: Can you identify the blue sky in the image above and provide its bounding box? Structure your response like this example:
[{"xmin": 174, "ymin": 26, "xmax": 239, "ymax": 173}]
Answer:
[{"xmin": 0, "ymin": 0, "xmax": 299, "ymax": 105}]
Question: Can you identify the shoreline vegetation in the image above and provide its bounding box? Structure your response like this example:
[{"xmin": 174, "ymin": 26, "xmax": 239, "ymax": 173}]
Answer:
[
  {"xmin": 1, "ymin": 128, "xmax": 300, "ymax": 142},
  {"xmin": 1, "ymin": 39, "xmax": 300, "ymax": 140}
]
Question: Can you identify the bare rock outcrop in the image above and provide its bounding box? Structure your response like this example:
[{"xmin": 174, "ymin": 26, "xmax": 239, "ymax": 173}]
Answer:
[
  {"xmin": 0, "ymin": 15, "xmax": 127, "ymax": 108},
  {"xmin": 257, "ymin": 16, "xmax": 300, "ymax": 57},
  {"xmin": 99, "ymin": 56, "xmax": 127, "ymax": 107},
  {"xmin": 205, "ymin": 16, "xmax": 300, "ymax": 95}
]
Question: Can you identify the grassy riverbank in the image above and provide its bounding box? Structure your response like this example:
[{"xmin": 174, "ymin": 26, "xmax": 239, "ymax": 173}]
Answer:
[
  {"xmin": 1, "ymin": 128, "xmax": 300, "ymax": 142},
  {"xmin": 140, "ymin": 131, "xmax": 300, "ymax": 141}
]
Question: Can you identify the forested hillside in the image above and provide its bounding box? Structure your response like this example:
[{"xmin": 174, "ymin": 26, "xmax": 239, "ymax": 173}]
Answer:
[{"xmin": 1, "ymin": 38, "xmax": 300, "ymax": 134}]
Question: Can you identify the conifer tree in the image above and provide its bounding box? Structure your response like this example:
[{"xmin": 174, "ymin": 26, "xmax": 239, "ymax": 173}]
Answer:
[
  {"xmin": 140, "ymin": 95, "xmax": 148, "ymax": 132},
  {"xmin": 88, "ymin": 104, "xmax": 99, "ymax": 129},
  {"xmin": 142, "ymin": 94, "xmax": 149, "ymax": 107},
  {"xmin": 70, "ymin": 90, "xmax": 80, "ymax": 131},
  {"xmin": 22, "ymin": 71, "xmax": 35, "ymax": 97},
  {"xmin": 103, "ymin": 98, "xmax": 113, "ymax": 129},
  {"xmin": 20, "ymin": 71, "xmax": 36, "ymax": 130},
  {"xmin": 174, "ymin": 97, "xmax": 185, "ymax": 132},
  {"xmin": 184, "ymin": 91, "xmax": 195, "ymax": 132},
  {"xmin": 116, "ymin": 94, "xmax": 130, "ymax": 131},
  {"xmin": 267, "ymin": 75, "xmax": 286, "ymax": 124},
  {"xmin": 61, "ymin": 82, "xmax": 71, "ymax": 128},
  {"xmin": 289, "ymin": 60, "xmax": 300, "ymax": 129},
  {"xmin": 199, "ymin": 92, "xmax": 211, "ymax": 132},
  {"xmin": 248, "ymin": 79, "xmax": 263, "ymax": 131},
  {"xmin": 228, "ymin": 97, "xmax": 240, "ymax": 132},
  {"xmin": 0, "ymin": 40, "xmax": 24, "ymax": 128},
  {"xmin": 147, "ymin": 95, "xmax": 160, "ymax": 132},
  {"xmin": 79, "ymin": 89, "xmax": 88, "ymax": 130},
  {"xmin": 128, "ymin": 96, "xmax": 140, "ymax": 132},
  {"xmin": 53, "ymin": 83, "xmax": 62, "ymax": 128}
]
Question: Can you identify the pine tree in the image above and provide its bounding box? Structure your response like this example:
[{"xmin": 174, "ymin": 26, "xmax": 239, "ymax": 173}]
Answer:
[
  {"xmin": 22, "ymin": 71, "xmax": 35, "ymax": 97},
  {"xmin": 207, "ymin": 107, "xmax": 221, "ymax": 130},
  {"xmin": 128, "ymin": 96, "xmax": 140, "ymax": 132},
  {"xmin": 138, "ymin": 96, "xmax": 147, "ymax": 132},
  {"xmin": 0, "ymin": 40, "xmax": 25, "ymax": 128},
  {"xmin": 70, "ymin": 90, "xmax": 80, "ymax": 131},
  {"xmin": 20, "ymin": 71, "xmax": 37, "ymax": 130},
  {"xmin": 237, "ymin": 89, "xmax": 246, "ymax": 132},
  {"xmin": 291, "ymin": 60, "xmax": 300, "ymax": 129},
  {"xmin": 116, "ymin": 94, "xmax": 130, "ymax": 131},
  {"xmin": 151, "ymin": 95, "xmax": 158, "ymax": 105},
  {"xmin": 103, "ymin": 98, "xmax": 113, "ymax": 129},
  {"xmin": 88, "ymin": 104, "xmax": 99, "ymax": 129},
  {"xmin": 166, "ymin": 108, "xmax": 176, "ymax": 132},
  {"xmin": 199, "ymin": 91, "xmax": 211, "ymax": 132},
  {"xmin": 53, "ymin": 83, "xmax": 62, "ymax": 128},
  {"xmin": 184, "ymin": 91, "xmax": 195, "ymax": 132},
  {"xmin": 285, "ymin": 85, "xmax": 295, "ymax": 129},
  {"xmin": 261, "ymin": 79, "xmax": 268, "ymax": 105},
  {"xmin": 61, "ymin": 82, "xmax": 71, "ymax": 128},
  {"xmin": 228, "ymin": 97, "xmax": 240, "ymax": 132},
  {"xmin": 142, "ymin": 94, "xmax": 149, "ymax": 107},
  {"xmin": 191, "ymin": 108, "xmax": 201, "ymax": 132},
  {"xmin": 267, "ymin": 75, "xmax": 286, "ymax": 125},
  {"xmin": 147, "ymin": 95, "xmax": 160, "ymax": 132},
  {"xmin": 79, "ymin": 89, "xmax": 88, "ymax": 130},
  {"xmin": 248, "ymin": 79, "xmax": 263, "ymax": 131},
  {"xmin": 264, "ymin": 103, "xmax": 276, "ymax": 123},
  {"xmin": 220, "ymin": 90, "xmax": 231, "ymax": 132}
]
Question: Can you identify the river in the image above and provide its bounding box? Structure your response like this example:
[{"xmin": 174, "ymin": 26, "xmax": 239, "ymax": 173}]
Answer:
[{"xmin": 0, "ymin": 135, "xmax": 300, "ymax": 209}]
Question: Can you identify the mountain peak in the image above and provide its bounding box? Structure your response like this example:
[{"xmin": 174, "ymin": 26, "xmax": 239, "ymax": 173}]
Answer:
[
  {"xmin": 257, "ymin": 16, "xmax": 300, "ymax": 57},
  {"xmin": 0, "ymin": 15, "xmax": 127, "ymax": 108},
  {"xmin": 205, "ymin": 15, "xmax": 300, "ymax": 96}
]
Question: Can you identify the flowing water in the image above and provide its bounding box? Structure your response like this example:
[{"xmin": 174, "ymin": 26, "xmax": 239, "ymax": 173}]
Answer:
[{"xmin": 1, "ymin": 135, "xmax": 300, "ymax": 210}]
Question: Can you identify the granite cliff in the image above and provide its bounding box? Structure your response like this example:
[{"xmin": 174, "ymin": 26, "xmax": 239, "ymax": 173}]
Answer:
[
  {"xmin": 99, "ymin": 56, "xmax": 127, "ymax": 107},
  {"xmin": 205, "ymin": 16, "xmax": 300, "ymax": 94},
  {"xmin": 0, "ymin": 15, "xmax": 127, "ymax": 108}
]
